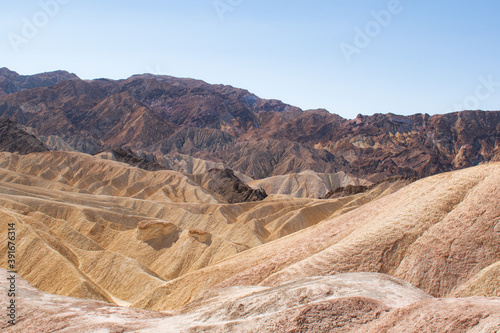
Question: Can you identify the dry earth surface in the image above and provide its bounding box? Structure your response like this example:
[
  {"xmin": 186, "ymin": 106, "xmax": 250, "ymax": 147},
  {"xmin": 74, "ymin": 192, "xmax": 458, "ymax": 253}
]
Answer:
[
  {"xmin": 0, "ymin": 151, "xmax": 406, "ymax": 306},
  {"xmin": 2, "ymin": 270, "xmax": 500, "ymax": 332},
  {"xmin": 0, "ymin": 150, "xmax": 499, "ymax": 331}
]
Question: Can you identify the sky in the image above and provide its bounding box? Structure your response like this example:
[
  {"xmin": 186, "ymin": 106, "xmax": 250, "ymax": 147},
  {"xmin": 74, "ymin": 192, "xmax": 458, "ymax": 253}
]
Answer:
[{"xmin": 1, "ymin": 0, "xmax": 499, "ymax": 119}]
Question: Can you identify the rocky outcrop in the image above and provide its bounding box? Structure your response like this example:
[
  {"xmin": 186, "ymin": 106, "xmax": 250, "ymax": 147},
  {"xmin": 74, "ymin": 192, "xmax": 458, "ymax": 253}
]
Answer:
[
  {"xmin": 322, "ymin": 176, "xmax": 418, "ymax": 199},
  {"xmin": 95, "ymin": 148, "xmax": 166, "ymax": 171},
  {"xmin": 190, "ymin": 168, "xmax": 267, "ymax": 203},
  {"xmin": 136, "ymin": 220, "xmax": 178, "ymax": 242},
  {"xmin": 188, "ymin": 229, "xmax": 212, "ymax": 243},
  {"xmin": 0, "ymin": 118, "xmax": 49, "ymax": 154}
]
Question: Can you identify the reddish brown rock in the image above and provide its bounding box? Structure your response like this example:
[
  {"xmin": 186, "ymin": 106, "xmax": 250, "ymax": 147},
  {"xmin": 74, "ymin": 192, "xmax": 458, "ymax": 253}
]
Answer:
[
  {"xmin": 189, "ymin": 168, "xmax": 267, "ymax": 203},
  {"xmin": 0, "ymin": 118, "xmax": 49, "ymax": 154},
  {"xmin": 0, "ymin": 69, "xmax": 498, "ymax": 179}
]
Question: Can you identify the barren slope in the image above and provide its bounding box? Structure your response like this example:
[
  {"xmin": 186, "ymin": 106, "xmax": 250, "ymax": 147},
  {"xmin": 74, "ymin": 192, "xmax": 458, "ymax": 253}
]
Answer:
[
  {"xmin": 248, "ymin": 170, "xmax": 371, "ymax": 198},
  {"xmin": 0, "ymin": 151, "xmax": 499, "ymax": 332},
  {"xmin": 0, "ymin": 151, "xmax": 403, "ymax": 307},
  {"xmin": 132, "ymin": 162, "xmax": 500, "ymax": 311},
  {"xmin": 3, "ymin": 269, "xmax": 500, "ymax": 333}
]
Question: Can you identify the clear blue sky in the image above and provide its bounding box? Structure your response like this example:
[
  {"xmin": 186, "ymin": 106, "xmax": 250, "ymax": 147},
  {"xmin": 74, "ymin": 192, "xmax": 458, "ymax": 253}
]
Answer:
[{"xmin": 1, "ymin": 0, "xmax": 499, "ymax": 118}]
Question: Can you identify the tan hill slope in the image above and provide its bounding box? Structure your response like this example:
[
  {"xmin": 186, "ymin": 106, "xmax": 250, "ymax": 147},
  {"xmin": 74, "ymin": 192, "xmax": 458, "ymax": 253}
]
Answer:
[
  {"xmin": 0, "ymin": 268, "xmax": 169, "ymax": 333},
  {"xmin": 0, "ymin": 151, "xmax": 404, "ymax": 307},
  {"xmin": 0, "ymin": 151, "xmax": 218, "ymax": 203},
  {"xmin": 0, "ymin": 151, "xmax": 499, "ymax": 331},
  {"xmin": 131, "ymin": 162, "xmax": 500, "ymax": 311},
  {"xmin": 248, "ymin": 170, "xmax": 371, "ymax": 198}
]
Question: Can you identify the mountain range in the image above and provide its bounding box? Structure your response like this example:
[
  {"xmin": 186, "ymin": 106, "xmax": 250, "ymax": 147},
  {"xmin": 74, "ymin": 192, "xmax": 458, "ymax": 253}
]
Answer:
[{"xmin": 1, "ymin": 67, "xmax": 499, "ymax": 181}]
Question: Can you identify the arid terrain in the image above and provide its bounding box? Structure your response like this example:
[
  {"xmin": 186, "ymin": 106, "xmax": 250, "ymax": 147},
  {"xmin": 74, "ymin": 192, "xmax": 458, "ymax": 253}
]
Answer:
[
  {"xmin": 1, "ymin": 68, "xmax": 499, "ymax": 180},
  {"xmin": 1, "ymin": 69, "xmax": 500, "ymax": 332}
]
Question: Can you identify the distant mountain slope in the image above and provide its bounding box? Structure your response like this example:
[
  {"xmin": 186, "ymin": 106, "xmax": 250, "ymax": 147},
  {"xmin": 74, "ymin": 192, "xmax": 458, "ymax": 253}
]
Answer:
[
  {"xmin": 0, "ymin": 68, "xmax": 499, "ymax": 179},
  {"xmin": 0, "ymin": 67, "xmax": 78, "ymax": 96}
]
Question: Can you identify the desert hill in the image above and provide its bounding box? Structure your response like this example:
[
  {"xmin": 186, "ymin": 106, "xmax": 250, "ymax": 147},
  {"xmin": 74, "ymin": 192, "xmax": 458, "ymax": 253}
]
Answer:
[
  {"xmin": 0, "ymin": 151, "xmax": 497, "ymax": 313},
  {"xmin": 0, "ymin": 151, "xmax": 406, "ymax": 308},
  {"xmin": 248, "ymin": 170, "xmax": 371, "ymax": 198},
  {"xmin": 128, "ymin": 162, "xmax": 500, "ymax": 311}
]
